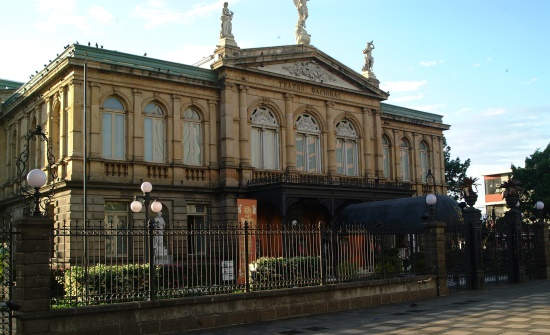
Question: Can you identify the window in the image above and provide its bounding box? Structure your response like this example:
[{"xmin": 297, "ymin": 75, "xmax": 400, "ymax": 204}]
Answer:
[
  {"xmin": 102, "ymin": 97, "xmax": 125, "ymax": 160},
  {"xmin": 187, "ymin": 205, "xmax": 207, "ymax": 254},
  {"xmin": 296, "ymin": 114, "xmax": 321, "ymax": 173},
  {"xmin": 400, "ymin": 138, "xmax": 411, "ymax": 182},
  {"xmin": 104, "ymin": 202, "xmax": 128, "ymax": 257},
  {"xmin": 144, "ymin": 102, "xmax": 165, "ymax": 163},
  {"xmin": 250, "ymin": 107, "xmax": 279, "ymax": 170},
  {"xmin": 183, "ymin": 108, "xmax": 202, "ymax": 166},
  {"xmin": 382, "ymin": 135, "xmax": 391, "ymax": 179},
  {"xmin": 419, "ymin": 141, "xmax": 430, "ymax": 183},
  {"xmin": 335, "ymin": 120, "xmax": 358, "ymax": 176}
]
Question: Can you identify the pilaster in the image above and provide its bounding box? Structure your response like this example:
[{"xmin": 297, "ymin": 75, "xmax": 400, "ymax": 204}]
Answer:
[
  {"xmin": 362, "ymin": 108, "xmax": 373, "ymax": 177},
  {"xmin": 326, "ymin": 101, "xmax": 336, "ymax": 175},
  {"xmin": 238, "ymin": 85, "xmax": 250, "ymax": 168},
  {"xmin": 393, "ymin": 129, "xmax": 400, "ymax": 181},
  {"xmin": 172, "ymin": 95, "xmax": 182, "ymax": 163},
  {"xmin": 208, "ymin": 100, "xmax": 218, "ymax": 169},
  {"xmin": 373, "ymin": 109, "xmax": 384, "ymax": 178},
  {"xmin": 132, "ymin": 89, "xmax": 144, "ymax": 161},
  {"xmin": 89, "ymin": 82, "xmax": 101, "ymax": 158},
  {"xmin": 284, "ymin": 93, "xmax": 296, "ymax": 171}
]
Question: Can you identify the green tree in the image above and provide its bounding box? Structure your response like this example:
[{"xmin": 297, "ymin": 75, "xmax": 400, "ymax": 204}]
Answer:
[
  {"xmin": 443, "ymin": 137, "xmax": 471, "ymax": 200},
  {"xmin": 512, "ymin": 143, "xmax": 550, "ymax": 219}
]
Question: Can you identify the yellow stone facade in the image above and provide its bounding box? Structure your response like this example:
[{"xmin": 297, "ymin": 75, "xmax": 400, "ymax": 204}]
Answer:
[{"xmin": 0, "ymin": 44, "xmax": 448, "ymax": 230}]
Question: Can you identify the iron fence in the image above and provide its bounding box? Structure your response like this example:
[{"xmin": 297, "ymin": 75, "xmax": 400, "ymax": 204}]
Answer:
[
  {"xmin": 0, "ymin": 216, "xmax": 14, "ymax": 335},
  {"xmin": 50, "ymin": 220, "xmax": 426, "ymax": 309}
]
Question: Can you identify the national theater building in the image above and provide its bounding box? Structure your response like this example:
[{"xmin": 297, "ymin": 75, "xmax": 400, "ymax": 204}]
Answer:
[{"xmin": 0, "ymin": 3, "xmax": 449, "ymax": 231}]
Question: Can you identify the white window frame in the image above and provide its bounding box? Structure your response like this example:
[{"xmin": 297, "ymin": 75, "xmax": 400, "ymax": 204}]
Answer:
[
  {"xmin": 400, "ymin": 139, "xmax": 411, "ymax": 182},
  {"xmin": 296, "ymin": 114, "xmax": 322, "ymax": 173},
  {"xmin": 183, "ymin": 109, "xmax": 202, "ymax": 166},
  {"xmin": 102, "ymin": 97, "xmax": 126, "ymax": 160},
  {"xmin": 144, "ymin": 102, "xmax": 165, "ymax": 163},
  {"xmin": 419, "ymin": 141, "xmax": 430, "ymax": 183},
  {"xmin": 250, "ymin": 107, "xmax": 279, "ymax": 170},
  {"xmin": 382, "ymin": 135, "xmax": 391, "ymax": 179},
  {"xmin": 335, "ymin": 120, "xmax": 359, "ymax": 176}
]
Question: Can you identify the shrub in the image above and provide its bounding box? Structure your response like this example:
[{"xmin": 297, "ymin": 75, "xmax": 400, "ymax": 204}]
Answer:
[
  {"xmin": 249, "ymin": 256, "xmax": 320, "ymax": 288},
  {"xmin": 375, "ymin": 248, "xmax": 402, "ymax": 275},
  {"xmin": 336, "ymin": 262, "xmax": 359, "ymax": 280}
]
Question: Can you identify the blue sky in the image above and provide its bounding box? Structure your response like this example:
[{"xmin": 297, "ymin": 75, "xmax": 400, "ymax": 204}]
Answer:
[{"xmin": 1, "ymin": 0, "xmax": 549, "ymax": 207}]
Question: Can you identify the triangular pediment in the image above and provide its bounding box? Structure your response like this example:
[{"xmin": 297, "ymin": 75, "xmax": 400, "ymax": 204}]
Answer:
[
  {"xmin": 252, "ymin": 60, "xmax": 362, "ymax": 91},
  {"xmin": 212, "ymin": 45, "xmax": 388, "ymax": 99}
]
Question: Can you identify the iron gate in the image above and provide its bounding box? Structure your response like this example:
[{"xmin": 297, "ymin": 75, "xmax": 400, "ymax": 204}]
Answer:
[
  {"xmin": 481, "ymin": 215, "xmax": 513, "ymax": 284},
  {"xmin": 446, "ymin": 220, "xmax": 471, "ymax": 290},
  {"xmin": 0, "ymin": 216, "xmax": 14, "ymax": 335}
]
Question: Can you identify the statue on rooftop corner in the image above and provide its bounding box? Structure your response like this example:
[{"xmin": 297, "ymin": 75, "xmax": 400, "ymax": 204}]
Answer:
[
  {"xmin": 293, "ymin": 0, "xmax": 311, "ymax": 45},
  {"xmin": 220, "ymin": 2, "xmax": 234, "ymax": 39},
  {"xmin": 362, "ymin": 41, "xmax": 377, "ymax": 80}
]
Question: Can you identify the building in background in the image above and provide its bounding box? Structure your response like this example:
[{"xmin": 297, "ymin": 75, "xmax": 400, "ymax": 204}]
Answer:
[{"xmin": 483, "ymin": 171, "xmax": 511, "ymax": 217}]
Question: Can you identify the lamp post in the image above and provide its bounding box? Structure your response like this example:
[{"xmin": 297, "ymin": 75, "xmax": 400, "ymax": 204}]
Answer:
[
  {"xmin": 425, "ymin": 181, "xmax": 439, "ymax": 296},
  {"xmin": 26, "ymin": 169, "xmax": 47, "ymax": 216},
  {"xmin": 130, "ymin": 181, "xmax": 162, "ymax": 300}
]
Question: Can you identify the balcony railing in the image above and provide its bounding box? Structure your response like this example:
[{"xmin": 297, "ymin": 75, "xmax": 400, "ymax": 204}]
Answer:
[{"xmin": 248, "ymin": 170, "xmax": 411, "ymax": 191}]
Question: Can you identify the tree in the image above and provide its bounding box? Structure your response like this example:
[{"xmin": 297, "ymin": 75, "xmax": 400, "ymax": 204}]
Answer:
[
  {"xmin": 512, "ymin": 143, "xmax": 550, "ymax": 219},
  {"xmin": 443, "ymin": 137, "xmax": 471, "ymax": 200}
]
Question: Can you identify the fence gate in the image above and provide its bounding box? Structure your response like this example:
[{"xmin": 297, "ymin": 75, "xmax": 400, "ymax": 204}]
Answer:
[
  {"xmin": 0, "ymin": 217, "xmax": 14, "ymax": 335},
  {"xmin": 481, "ymin": 216, "xmax": 513, "ymax": 284},
  {"xmin": 446, "ymin": 221, "xmax": 471, "ymax": 290}
]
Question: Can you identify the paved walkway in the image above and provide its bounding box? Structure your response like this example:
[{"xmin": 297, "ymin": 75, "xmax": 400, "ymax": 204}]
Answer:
[{"xmin": 188, "ymin": 280, "xmax": 550, "ymax": 335}]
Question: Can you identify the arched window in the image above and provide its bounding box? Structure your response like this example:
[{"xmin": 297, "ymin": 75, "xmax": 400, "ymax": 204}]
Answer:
[
  {"xmin": 102, "ymin": 97, "xmax": 125, "ymax": 160},
  {"xmin": 419, "ymin": 141, "xmax": 430, "ymax": 183},
  {"xmin": 296, "ymin": 114, "xmax": 321, "ymax": 173},
  {"xmin": 335, "ymin": 120, "xmax": 358, "ymax": 176},
  {"xmin": 183, "ymin": 108, "xmax": 202, "ymax": 166},
  {"xmin": 144, "ymin": 102, "xmax": 165, "ymax": 163},
  {"xmin": 250, "ymin": 106, "xmax": 279, "ymax": 170},
  {"xmin": 400, "ymin": 138, "xmax": 411, "ymax": 182},
  {"xmin": 382, "ymin": 135, "xmax": 391, "ymax": 179}
]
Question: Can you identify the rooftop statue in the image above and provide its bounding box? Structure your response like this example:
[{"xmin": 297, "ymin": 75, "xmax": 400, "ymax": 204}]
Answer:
[
  {"xmin": 293, "ymin": 0, "xmax": 311, "ymax": 45},
  {"xmin": 220, "ymin": 2, "xmax": 234, "ymax": 39},
  {"xmin": 362, "ymin": 40, "xmax": 377, "ymax": 81}
]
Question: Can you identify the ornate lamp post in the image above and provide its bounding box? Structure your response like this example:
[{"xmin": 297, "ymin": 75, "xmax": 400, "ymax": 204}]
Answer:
[
  {"xmin": 424, "ymin": 170, "xmax": 440, "ymax": 295},
  {"xmin": 26, "ymin": 169, "xmax": 47, "ymax": 216},
  {"xmin": 130, "ymin": 181, "xmax": 162, "ymax": 300}
]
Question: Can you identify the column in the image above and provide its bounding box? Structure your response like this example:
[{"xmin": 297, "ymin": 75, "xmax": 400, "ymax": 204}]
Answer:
[
  {"xmin": 373, "ymin": 109, "xmax": 384, "ymax": 178},
  {"xmin": 132, "ymin": 89, "xmax": 143, "ymax": 161},
  {"xmin": 208, "ymin": 100, "xmax": 218, "ymax": 168},
  {"xmin": 362, "ymin": 107, "xmax": 373, "ymax": 177},
  {"xmin": 89, "ymin": 83, "xmax": 101, "ymax": 158},
  {"xmin": 238, "ymin": 85, "xmax": 250, "ymax": 167},
  {"xmin": 424, "ymin": 220, "xmax": 449, "ymax": 296},
  {"xmin": 326, "ymin": 101, "xmax": 336, "ymax": 175},
  {"xmin": 219, "ymin": 82, "xmax": 237, "ymax": 168},
  {"xmin": 431, "ymin": 135, "xmax": 439, "ymax": 187},
  {"xmin": 463, "ymin": 206, "xmax": 484, "ymax": 289},
  {"xmin": 69, "ymin": 80, "xmax": 83, "ymax": 158},
  {"xmin": 411, "ymin": 133, "xmax": 419, "ymax": 183},
  {"xmin": 284, "ymin": 94, "xmax": 296, "ymax": 171},
  {"xmin": 172, "ymin": 95, "xmax": 182, "ymax": 163},
  {"xmin": 393, "ymin": 129, "xmax": 401, "ymax": 180},
  {"xmin": 58, "ymin": 88, "xmax": 66, "ymax": 160}
]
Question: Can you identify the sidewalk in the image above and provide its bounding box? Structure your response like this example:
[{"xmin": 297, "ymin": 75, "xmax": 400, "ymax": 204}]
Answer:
[{"xmin": 188, "ymin": 280, "xmax": 550, "ymax": 334}]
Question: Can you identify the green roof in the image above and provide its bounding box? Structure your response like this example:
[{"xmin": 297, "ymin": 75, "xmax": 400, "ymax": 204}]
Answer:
[
  {"xmin": 380, "ymin": 103, "xmax": 443, "ymax": 124},
  {"xmin": 0, "ymin": 79, "xmax": 23, "ymax": 90},
  {"xmin": 70, "ymin": 44, "xmax": 217, "ymax": 83}
]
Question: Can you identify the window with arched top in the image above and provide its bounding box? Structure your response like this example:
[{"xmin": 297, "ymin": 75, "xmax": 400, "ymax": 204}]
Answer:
[
  {"xmin": 102, "ymin": 97, "xmax": 125, "ymax": 160},
  {"xmin": 183, "ymin": 108, "xmax": 202, "ymax": 166},
  {"xmin": 250, "ymin": 106, "xmax": 279, "ymax": 170},
  {"xmin": 335, "ymin": 120, "xmax": 358, "ymax": 176},
  {"xmin": 419, "ymin": 141, "xmax": 430, "ymax": 183},
  {"xmin": 382, "ymin": 135, "xmax": 392, "ymax": 179},
  {"xmin": 144, "ymin": 102, "xmax": 165, "ymax": 163},
  {"xmin": 296, "ymin": 114, "xmax": 321, "ymax": 173},
  {"xmin": 400, "ymin": 138, "xmax": 411, "ymax": 182}
]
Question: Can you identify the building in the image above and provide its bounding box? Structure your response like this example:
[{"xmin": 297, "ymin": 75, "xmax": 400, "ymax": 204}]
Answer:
[
  {"xmin": 0, "ymin": 5, "xmax": 449, "ymax": 260},
  {"xmin": 483, "ymin": 171, "xmax": 511, "ymax": 217}
]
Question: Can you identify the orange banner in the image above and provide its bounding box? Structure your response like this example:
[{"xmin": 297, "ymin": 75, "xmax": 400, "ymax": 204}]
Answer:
[{"xmin": 237, "ymin": 199, "xmax": 257, "ymax": 285}]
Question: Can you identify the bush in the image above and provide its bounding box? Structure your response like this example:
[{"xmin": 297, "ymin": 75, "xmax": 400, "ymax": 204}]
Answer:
[
  {"xmin": 249, "ymin": 256, "xmax": 320, "ymax": 288},
  {"xmin": 375, "ymin": 248, "xmax": 402, "ymax": 275},
  {"xmin": 336, "ymin": 262, "xmax": 359, "ymax": 280}
]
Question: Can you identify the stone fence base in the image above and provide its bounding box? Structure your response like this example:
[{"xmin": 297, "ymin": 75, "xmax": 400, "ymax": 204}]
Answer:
[{"xmin": 16, "ymin": 275, "xmax": 436, "ymax": 335}]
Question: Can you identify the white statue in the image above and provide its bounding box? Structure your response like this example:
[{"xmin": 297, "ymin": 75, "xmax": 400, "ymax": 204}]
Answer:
[
  {"xmin": 293, "ymin": 0, "xmax": 311, "ymax": 45},
  {"xmin": 220, "ymin": 2, "xmax": 234, "ymax": 39},
  {"xmin": 362, "ymin": 41, "xmax": 375, "ymax": 73},
  {"xmin": 153, "ymin": 213, "xmax": 171, "ymax": 264}
]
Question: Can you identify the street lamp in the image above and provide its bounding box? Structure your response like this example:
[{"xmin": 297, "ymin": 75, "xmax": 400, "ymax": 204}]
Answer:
[
  {"xmin": 26, "ymin": 169, "xmax": 47, "ymax": 216},
  {"xmin": 130, "ymin": 181, "xmax": 162, "ymax": 300},
  {"xmin": 535, "ymin": 201, "xmax": 545, "ymax": 225}
]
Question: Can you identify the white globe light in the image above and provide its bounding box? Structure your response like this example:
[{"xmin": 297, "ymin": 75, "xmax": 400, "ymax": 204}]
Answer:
[
  {"xmin": 150, "ymin": 200, "xmax": 163, "ymax": 213},
  {"xmin": 130, "ymin": 200, "xmax": 143, "ymax": 213},
  {"xmin": 535, "ymin": 201, "xmax": 544, "ymax": 211},
  {"xmin": 27, "ymin": 169, "xmax": 47, "ymax": 188},
  {"xmin": 515, "ymin": 201, "xmax": 520, "ymax": 208},
  {"xmin": 426, "ymin": 193, "xmax": 437, "ymax": 206},
  {"xmin": 141, "ymin": 181, "xmax": 153, "ymax": 193}
]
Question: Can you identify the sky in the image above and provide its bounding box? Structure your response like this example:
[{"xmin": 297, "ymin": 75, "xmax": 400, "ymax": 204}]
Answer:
[{"xmin": 1, "ymin": 0, "xmax": 549, "ymax": 209}]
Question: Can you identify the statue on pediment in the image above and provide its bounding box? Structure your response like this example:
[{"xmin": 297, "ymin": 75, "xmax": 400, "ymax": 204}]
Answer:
[
  {"xmin": 294, "ymin": 0, "xmax": 311, "ymax": 45},
  {"xmin": 362, "ymin": 41, "xmax": 377, "ymax": 81},
  {"xmin": 220, "ymin": 2, "xmax": 234, "ymax": 39}
]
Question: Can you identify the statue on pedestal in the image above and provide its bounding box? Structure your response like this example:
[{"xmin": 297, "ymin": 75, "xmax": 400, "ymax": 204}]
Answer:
[
  {"xmin": 362, "ymin": 41, "xmax": 377, "ymax": 81},
  {"xmin": 293, "ymin": 0, "xmax": 311, "ymax": 45},
  {"xmin": 220, "ymin": 2, "xmax": 234, "ymax": 39},
  {"xmin": 153, "ymin": 213, "xmax": 172, "ymax": 265}
]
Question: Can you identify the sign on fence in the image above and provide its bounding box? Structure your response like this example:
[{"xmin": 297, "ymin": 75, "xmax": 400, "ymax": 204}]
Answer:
[{"xmin": 221, "ymin": 260, "xmax": 234, "ymax": 281}]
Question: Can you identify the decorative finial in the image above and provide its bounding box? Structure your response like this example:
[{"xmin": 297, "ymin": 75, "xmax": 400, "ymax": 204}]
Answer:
[{"xmin": 294, "ymin": 0, "xmax": 311, "ymax": 45}]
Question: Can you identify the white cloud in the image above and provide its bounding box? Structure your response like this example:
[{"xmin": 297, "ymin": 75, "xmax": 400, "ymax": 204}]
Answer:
[
  {"xmin": 380, "ymin": 80, "xmax": 427, "ymax": 93},
  {"xmin": 89, "ymin": 5, "xmax": 114, "ymax": 24},
  {"xmin": 481, "ymin": 108, "xmax": 506, "ymax": 117},
  {"xmin": 389, "ymin": 93, "xmax": 424, "ymax": 103},
  {"xmin": 419, "ymin": 60, "xmax": 444, "ymax": 67},
  {"xmin": 473, "ymin": 63, "xmax": 481, "ymax": 68},
  {"xmin": 521, "ymin": 77, "xmax": 537, "ymax": 85},
  {"xmin": 133, "ymin": 0, "xmax": 239, "ymax": 29}
]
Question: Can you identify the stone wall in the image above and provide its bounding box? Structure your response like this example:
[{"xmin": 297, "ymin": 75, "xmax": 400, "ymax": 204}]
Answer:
[{"xmin": 17, "ymin": 276, "xmax": 436, "ymax": 335}]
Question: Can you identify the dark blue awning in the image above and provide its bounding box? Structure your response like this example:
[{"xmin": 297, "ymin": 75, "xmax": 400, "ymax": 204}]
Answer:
[{"xmin": 337, "ymin": 195, "xmax": 463, "ymax": 233}]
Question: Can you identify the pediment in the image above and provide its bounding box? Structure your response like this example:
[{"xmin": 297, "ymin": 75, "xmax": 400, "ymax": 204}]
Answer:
[{"xmin": 251, "ymin": 60, "xmax": 362, "ymax": 91}]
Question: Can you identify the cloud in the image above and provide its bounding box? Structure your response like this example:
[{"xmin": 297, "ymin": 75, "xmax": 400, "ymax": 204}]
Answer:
[
  {"xmin": 89, "ymin": 5, "xmax": 114, "ymax": 24},
  {"xmin": 481, "ymin": 108, "xmax": 506, "ymax": 117},
  {"xmin": 419, "ymin": 60, "xmax": 444, "ymax": 67},
  {"xmin": 473, "ymin": 63, "xmax": 481, "ymax": 68},
  {"xmin": 380, "ymin": 80, "xmax": 427, "ymax": 93},
  {"xmin": 160, "ymin": 45, "xmax": 217, "ymax": 67},
  {"xmin": 408, "ymin": 104, "xmax": 446, "ymax": 113},
  {"xmin": 389, "ymin": 94, "xmax": 424, "ymax": 103},
  {"xmin": 133, "ymin": 0, "xmax": 239, "ymax": 28},
  {"xmin": 521, "ymin": 77, "xmax": 537, "ymax": 85}
]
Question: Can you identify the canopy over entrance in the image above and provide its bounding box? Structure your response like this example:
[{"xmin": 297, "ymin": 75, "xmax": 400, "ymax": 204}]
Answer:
[{"xmin": 337, "ymin": 195, "xmax": 463, "ymax": 233}]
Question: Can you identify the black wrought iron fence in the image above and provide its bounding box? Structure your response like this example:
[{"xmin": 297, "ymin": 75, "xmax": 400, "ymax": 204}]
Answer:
[
  {"xmin": 50, "ymin": 220, "xmax": 426, "ymax": 309},
  {"xmin": 0, "ymin": 216, "xmax": 14, "ymax": 335}
]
